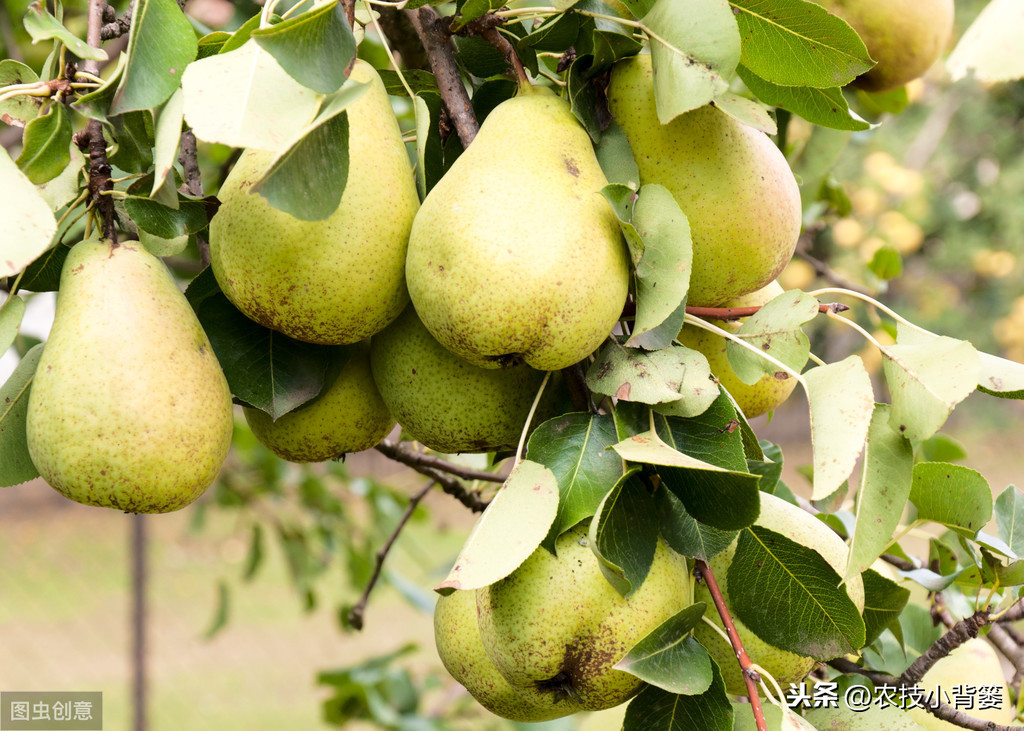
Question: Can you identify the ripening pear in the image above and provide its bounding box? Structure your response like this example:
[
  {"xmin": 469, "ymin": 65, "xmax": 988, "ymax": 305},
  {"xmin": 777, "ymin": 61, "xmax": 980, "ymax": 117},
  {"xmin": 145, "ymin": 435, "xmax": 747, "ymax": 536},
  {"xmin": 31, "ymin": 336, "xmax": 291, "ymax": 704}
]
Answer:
[
  {"xmin": 693, "ymin": 492, "xmax": 865, "ymax": 696},
  {"xmin": 243, "ymin": 341, "xmax": 394, "ymax": 462},
  {"xmin": 405, "ymin": 87, "xmax": 629, "ymax": 371},
  {"xmin": 209, "ymin": 60, "xmax": 418, "ymax": 345},
  {"xmin": 370, "ymin": 306, "xmax": 555, "ymax": 453},
  {"xmin": 26, "ymin": 239, "xmax": 234, "ymax": 513},
  {"xmin": 678, "ymin": 282, "xmax": 798, "ymax": 418},
  {"xmin": 812, "ymin": 0, "xmax": 955, "ymax": 92},
  {"xmin": 470, "ymin": 520, "xmax": 692, "ymax": 718},
  {"xmin": 805, "ymin": 702, "xmax": 924, "ymax": 729},
  {"xmin": 608, "ymin": 55, "xmax": 802, "ymax": 307}
]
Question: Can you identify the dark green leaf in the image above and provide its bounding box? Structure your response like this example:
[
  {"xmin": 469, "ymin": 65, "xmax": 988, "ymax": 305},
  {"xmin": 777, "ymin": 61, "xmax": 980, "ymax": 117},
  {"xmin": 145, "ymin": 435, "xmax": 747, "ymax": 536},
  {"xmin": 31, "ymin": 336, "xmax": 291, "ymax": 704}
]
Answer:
[
  {"xmin": 71, "ymin": 52, "xmax": 126, "ymax": 120},
  {"xmin": 112, "ymin": 0, "xmax": 198, "ymax": 113},
  {"xmin": 738, "ymin": 65, "xmax": 870, "ymax": 131},
  {"xmin": 185, "ymin": 267, "xmax": 333, "ymax": 418},
  {"xmin": 16, "ymin": 103, "xmax": 71, "ymax": 184},
  {"xmin": 203, "ymin": 580, "xmax": 231, "ymax": 638},
  {"xmin": 123, "ymin": 196, "xmax": 209, "ymax": 239},
  {"xmin": 567, "ymin": 56, "xmax": 603, "ymax": 141},
  {"xmin": 615, "ymin": 605, "xmax": 712, "ymax": 694},
  {"xmin": 728, "ymin": 525, "xmax": 866, "ymax": 659},
  {"xmin": 13, "ymin": 244, "xmax": 69, "ymax": 293},
  {"xmin": 868, "ymin": 245, "xmax": 902, "ymax": 280},
  {"xmin": 377, "ymin": 69, "xmax": 438, "ymax": 96},
  {"xmin": 252, "ymin": 1, "xmax": 355, "ymax": 93},
  {"xmin": 589, "ymin": 472, "xmax": 659, "ymax": 596},
  {"xmin": 23, "ymin": 1, "xmax": 107, "ymax": 61},
  {"xmin": 860, "ymin": 568, "xmax": 910, "ymax": 646},
  {"xmin": 746, "ymin": 440, "xmax": 783, "ymax": 494},
  {"xmin": 910, "ymin": 462, "xmax": 992, "ymax": 537},
  {"xmin": 242, "ymin": 523, "xmax": 264, "ymax": 581},
  {"xmin": 623, "ymin": 665, "xmax": 733, "ymax": 731},
  {"xmin": 731, "ymin": 0, "xmax": 872, "ymax": 87},
  {"xmin": 107, "ymin": 111, "xmax": 155, "ymax": 174},
  {"xmin": 453, "ymin": 35, "xmax": 508, "ymax": 78},
  {"xmin": 452, "ymin": 0, "xmax": 505, "ymax": 30},
  {"xmin": 527, "ymin": 412, "xmax": 623, "ymax": 551},
  {"xmin": 517, "ymin": 10, "xmax": 583, "ymax": 52},
  {"xmin": 658, "ymin": 490, "xmax": 736, "ymax": 561},
  {"xmin": 0, "ymin": 344, "xmax": 43, "ymax": 487},
  {"xmin": 587, "ymin": 30, "xmax": 644, "ymax": 75},
  {"xmin": 196, "ymin": 31, "xmax": 231, "ymax": 59}
]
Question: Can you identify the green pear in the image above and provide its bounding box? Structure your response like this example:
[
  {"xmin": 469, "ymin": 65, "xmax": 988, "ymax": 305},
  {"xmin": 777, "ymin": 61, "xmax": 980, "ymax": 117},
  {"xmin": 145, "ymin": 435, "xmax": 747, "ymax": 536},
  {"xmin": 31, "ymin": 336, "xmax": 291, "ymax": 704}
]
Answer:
[
  {"xmin": 26, "ymin": 239, "xmax": 234, "ymax": 513},
  {"xmin": 693, "ymin": 492, "xmax": 865, "ymax": 696},
  {"xmin": 812, "ymin": 0, "xmax": 954, "ymax": 92},
  {"xmin": 209, "ymin": 60, "xmax": 418, "ymax": 345},
  {"xmin": 405, "ymin": 88, "xmax": 629, "ymax": 371},
  {"xmin": 370, "ymin": 305, "xmax": 557, "ymax": 453},
  {"xmin": 608, "ymin": 55, "xmax": 802, "ymax": 307},
  {"xmin": 244, "ymin": 341, "xmax": 394, "ymax": 462},
  {"xmin": 472, "ymin": 520, "xmax": 691, "ymax": 717},
  {"xmin": 434, "ymin": 589, "xmax": 567, "ymax": 723},
  {"xmin": 678, "ymin": 281, "xmax": 798, "ymax": 418},
  {"xmin": 806, "ymin": 702, "xmax": 924, "ymax": 729},
  {"xmin": 905, "ymin": 638, "xmax": 1015, "ymax": 730}
]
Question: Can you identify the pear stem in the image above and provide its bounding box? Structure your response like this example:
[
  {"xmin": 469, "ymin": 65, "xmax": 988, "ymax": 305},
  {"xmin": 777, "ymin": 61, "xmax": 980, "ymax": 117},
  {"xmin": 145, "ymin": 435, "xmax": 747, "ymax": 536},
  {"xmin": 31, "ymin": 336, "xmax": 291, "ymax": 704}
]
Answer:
[{"xmin": 694, "ymin": 559, "xmax": 770, "ymax": 731}]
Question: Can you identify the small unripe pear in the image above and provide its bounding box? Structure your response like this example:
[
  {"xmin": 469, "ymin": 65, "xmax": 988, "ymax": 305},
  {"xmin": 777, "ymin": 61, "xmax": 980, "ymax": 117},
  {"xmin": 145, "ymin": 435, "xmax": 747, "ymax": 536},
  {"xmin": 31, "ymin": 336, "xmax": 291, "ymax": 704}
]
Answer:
[{"xmin": 813, "ymin": 0, "xmax": 955, "ymax": 92}]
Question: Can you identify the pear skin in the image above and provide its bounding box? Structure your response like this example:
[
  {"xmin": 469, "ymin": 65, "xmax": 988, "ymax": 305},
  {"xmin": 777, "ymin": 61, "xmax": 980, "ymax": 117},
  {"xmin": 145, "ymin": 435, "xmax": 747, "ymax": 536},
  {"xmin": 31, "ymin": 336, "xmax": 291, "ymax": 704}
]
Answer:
[
  {"xmin": 26, "ymin": 239, "xmax": 234, "ymax": 513},
  {"xmin": 210, "ymin": 60, "xmax": 418, "ymax": 345},
  {"xmin": 608, "ymin": 55, "xmax": 802, "ymax": 307},
  {"xmin": 693, "ymin": 493, "xmax": 865, "ymax": 696},
  {"xmin": 813, "ymin": 0, "xmax": 954, "ymax": 92},
  {"xmin": 405, "ymin": 89, "xmax": 629, "ymax": 371},
  {"xmin": 678, "ymin": 282, "xmax": 798, "ymax": 418},
  {"xmin": 370, "ymin": 306, "xmax": 553, "ymax": 453},
  {"xmin": 476, "ymin": 521, "xmax": 691, "ymax": 715},
  {"xmin": 243, "ymin": 341, "xmax": 394, "ymax": 462}
]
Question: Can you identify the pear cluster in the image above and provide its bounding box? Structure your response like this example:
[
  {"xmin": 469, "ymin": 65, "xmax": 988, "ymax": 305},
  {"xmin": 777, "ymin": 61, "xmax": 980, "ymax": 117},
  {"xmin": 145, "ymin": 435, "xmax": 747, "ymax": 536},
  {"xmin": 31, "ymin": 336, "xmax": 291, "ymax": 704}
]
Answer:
[{"xmin": 434, "ymin": 521, "xmax": 691, "ymax": 722}]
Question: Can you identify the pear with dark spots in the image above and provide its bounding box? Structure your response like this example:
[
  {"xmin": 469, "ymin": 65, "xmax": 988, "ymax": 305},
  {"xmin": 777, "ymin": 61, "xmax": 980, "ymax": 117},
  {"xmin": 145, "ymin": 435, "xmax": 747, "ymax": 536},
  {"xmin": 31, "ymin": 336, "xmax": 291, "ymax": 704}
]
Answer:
[
  {"xmin": 26, "ymin": 238, "xmax": 234, "ymax": 513},
  {"xmin": 405, "ymin": 87, "xmax": 629, "ymax": 371}
]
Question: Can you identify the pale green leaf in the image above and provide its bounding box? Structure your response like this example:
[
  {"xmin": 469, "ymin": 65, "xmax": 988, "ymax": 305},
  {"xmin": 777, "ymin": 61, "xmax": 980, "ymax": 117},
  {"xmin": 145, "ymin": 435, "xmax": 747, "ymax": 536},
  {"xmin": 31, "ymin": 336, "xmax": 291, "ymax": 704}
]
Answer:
[
  {"xmin": 644, "ymin": 0, "xmax": 742, "ymax": 123},
  {"xmin": 589, "ymin": 472, "xmax": 658, "ymax": 596},
  {"xmin": 435, "ymin": 460, "xmax": 558, "ymax": 594},
  {"xmin": 151, "ymin": 89, "xmax": 185, "ymax": 198},
  {"xmin": 23, "ymin": 2, "xmax": 107, "ymax": 62},
  {"xmin": 16, "ymin": 102, "xmax": 72, "ymax": 185},
  {"xmin": 0, "ymin": 295, "xmax": 26, "ymax": 353},
  {"xmin": 996, "ymin": 486, "xmax": 1024, "ymax": 558},
  {"xmin": 181, "ymin": 39, "xmax": 321, "ymax": 151},
  {"xmin": 0, "ymin": 344, "xmax": 44, "ymax": 487},
  {"xmin": 726, "ymin": 289, "xmax": 817, "ymax": 384},
  {"xmin": 36, "ymin": 142, "xmax": 83, "ymax": 212},
  {"xmin": 587, "ymin": 344, "xmax": 718, "ymax": 415},
  {"xmin": 0, "ymin": 149, "xmax": 58, "ymax": 277},
  {"xmin": 947, "ymin": 0, "xmax": 1024, "ymax": 83},
  {"xmin": 0, "ymin": 61, "xmax": 43, "ymax": 126},
  {"xmin": 845, "ymin": 403, "xmax": 914, "ymax": 580},
  {"xmin": 711, "ymin": 92, "xmax": 776, "ymax": 134},
  {"xmin": 910, "ymin": 462, "xmax": 992, "ymax": 538},
  {"xmin": 413, "ymin": 95, "xmax": 430, "ymax": 200},
  {"xmin": 138, "ymin": 230, "xmax": 189, "ymax": 257},
  {"xmin": 805, "ymin": 355, "xmax": 875, "ymax": 500}
]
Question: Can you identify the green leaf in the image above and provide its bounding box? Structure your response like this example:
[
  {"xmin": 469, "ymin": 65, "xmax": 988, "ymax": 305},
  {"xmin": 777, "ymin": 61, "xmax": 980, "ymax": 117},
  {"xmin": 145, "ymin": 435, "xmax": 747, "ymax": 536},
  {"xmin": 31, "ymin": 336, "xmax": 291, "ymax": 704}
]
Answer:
[
  {"xmin": 589, "ymin": 472, "xmax": 658, "ymax": 596},
  {"xmin": 435, "ymin": 460, "xmax": 558, "ymax": 593},
  {"xmin": 151, "ymin": 89, "xmax": 185, "ymax": 198},
  {"xmin": 615, "ymin": 604, "xmax": 712, "ymax": 694},
  {"xmin": 111, "ymin": 0, "xmax": 198, "ymax": 114},
  {"xmin": 725, "ymin": 289, "xmax": 817, "ymax": 384},
  {"xmin": 412, "ymin": 95, "xmax": 431, "ymax": 200},
  {"xmin": 252, "ymin": 1, "xmax": 356, "ymax": 94},
  {"xmin": 0, "ymin": 61, "xmax": 43, "ymax": 126},
  {"xmin": 107, "ymin": 111, "xmax": 156, "ymax": 174},
  {"xmin": 596, "ymin": 120, "xmax": 640, "ymax": 188},
  {"xmin": 138, "ymin": 230, "xmax": 189, "ymax": 257},
  {"xmin": 644, "ymin": 0, "xmax": 741, "ymax": 123},
  {"xmin": 203, "ymin": 580, "xmax": 231, "ymax": 638},
  {"xmin": 181, "ymin": 39, "xmax": 321, "ymax": 151},
  {"xmin": 996, "ymin": 486, "xmax": 1024, "ymax": 558},
  {"xmin": 0, "ymin": 344, "xmax": 44, "ymax": 487},
  {"xmin": 36, "ymin": 142, "xmax": 84, "ymax": 212},
  {"xmin": 14, "ymin": 244, "xmax": 68, "ymax": 292},
  {"xmin": 856, "ymin": 86, "xmax": 909, "ymax": 115},
  {"xmin": 526, "ymin": 412, "xmax": 624, "ymax": 551},
  {"xmin": 845, "ymin": 404, "xmax": 914, "ymax": 579},
  {"xmin": 623, "ymin": 665, "xmax": 733, "ymax": 731},
  {"xmin": 868, "ymin": 244, "xmax": 902, "ymax": 280},
  {"xmin": 882, "ymin": 335, "xmax": 980, "ymax": 442},
  {"xmin": 860, "ymin": 568, "xmax": 911, "ymax": 646},
  {"xmin": 23, "ymin": 1, "xmax": 107, "ymax": 62},
  {"xmin": 567, "ymin": 56, "xmax": 603, "ymax": 142},
  {"xmin": 587, "ymin": 344, "xmax": 718, "ymax": 413},
  {"xmin": 805, "ymin": 355, "xmax": 875, "ymax": 501},
  {"xmin": 16, "ymin": 102, "xmax": 72, "ymax": 185},
  {"xmin": 123, "ymin": 196, "xmax": 208, "ymax": 239},
  {"xmin": 451, "ymin": 0, "xmax": 505, "ymax": 30},
  {"xmin": 947, "ymin": 0, "xmax": 1024, "ymax": 83},
  {"xmin": 921, "ymin": 433, "xmax": 966, "ymax": 463},
  {"xmin": 376, "ymin": 69, "xmax": 438, "ymax": 96},
  {"xmin": 626, "ymin": 185, "xmax": 694, "ymax": 350},
  {"xmin": 71, "ymin": 52, "xmax": 126, "ymax": 120},
  {"xmin": 729, "ymin": 525, "xmax": 866, "ymax": 659},
  {"xmin": 242, "ymin": 523, "xmax": 264, "ymax": 581},
  {"xmin": 185, "ymin": 267, "xmax": 334, "ymax": 418},
  {"xmin": 737, "ymin": 65, "xmax": 870, "ymax": 131},
  {"xmin": 0, "ymin": 149, "xmax": 58, "ymax": 277},
  {"xmin": 711, "ymin": 92, "xmax": 776, "ymax": 134},
  {"xmin": 658, "ymin": 489, "xmax": 736, "ymax": 561},
  {"xmin": 250, "ymin": 81, "xmax": 369, "ymax": 221},
  {"xmin": 0, "ymin": 295, "xmax": 26, "ymax": 354},
  {"xmin": 730, "ymin": 0, "xmax": 872, "ymax": 87},
  {"xmin": 910, "ymin": 462, "xmax": 992, "ymax": 538}
]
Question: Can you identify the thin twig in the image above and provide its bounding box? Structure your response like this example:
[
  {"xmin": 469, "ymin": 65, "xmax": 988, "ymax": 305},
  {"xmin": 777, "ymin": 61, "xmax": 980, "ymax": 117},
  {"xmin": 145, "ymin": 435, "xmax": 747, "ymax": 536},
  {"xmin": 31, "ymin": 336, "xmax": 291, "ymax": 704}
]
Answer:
[
  {"xmin": 177, "ymin": 129, "xmax": 210, "ymax": 267},
  {"xmin": 347, "ymin": 480, "xmax": 436, "ymax": 630},
  {"xmin": 987, "ymin": 624, "xmax": 1024, "ymax": 697},
  {"xmin": 404, "ymin": 6, "xmax": 478, "ymax": 148},
  {"xmin": 373, "ymin": 440, "xmax": 491, "ymax": 512},
  {"xmin": 695, "ymin": 560, "xmax": 769, "ymax": 731},
  {"xmin": 82, "ymin": 0, "xmax": 116, "ymax": 241},
  {"xmin": 374, "ymin": 440, "xmax": 506, "ymax": 483}
]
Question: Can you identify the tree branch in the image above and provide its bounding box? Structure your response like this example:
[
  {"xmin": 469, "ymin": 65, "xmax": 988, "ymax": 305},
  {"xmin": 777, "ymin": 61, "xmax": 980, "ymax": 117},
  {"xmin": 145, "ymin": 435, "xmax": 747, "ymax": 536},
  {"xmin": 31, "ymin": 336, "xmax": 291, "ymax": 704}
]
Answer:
[
  {"xmin": 404, "ymin": 6, "xmax": 478, "ymax": 148},
  {"xmin": 479, "ymin": 26, "xmax": 529, "ymax": 88},
  {"xmin": 902, "ymin": 609, "xmax": 989, "ymax": 686},
  {"xmin": 695, "ymin": 560, "xmax": 769, "ymax": 731},
  {"xmin": 100, "ymin": 0, "xmax": 133, "ymax": 41},
  {"xmin": 81, "ymin": 0, "xmax": 116, "ymax": 242},
  {"xmin": 373, "ymin": 440, "xmax": 491, "ymax": 512},
  {"xmin": 347, "ymin": 480, "xmax": 436, "ymax": 630},
  {"xmin": 177, "ymin": 129, "xmax": 210, "ymax": 267},
  {"xmin": 376, "ymin": 6, "xmax": 429, "ymax": 71}
]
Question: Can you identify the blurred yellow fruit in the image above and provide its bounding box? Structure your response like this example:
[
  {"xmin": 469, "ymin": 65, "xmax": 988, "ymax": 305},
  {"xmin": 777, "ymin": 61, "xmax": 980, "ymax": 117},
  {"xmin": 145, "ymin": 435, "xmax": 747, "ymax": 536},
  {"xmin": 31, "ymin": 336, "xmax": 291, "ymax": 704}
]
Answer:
[
  {"xmin": 851, "ymin": 187, "xmax": 885, "ymax": 217},
  {"xmin": 860, "ymin": 236, "xmax": 886, "ymax": 261},
  {"xmin": 832, "ymin": 218, "xmax": 865, "ymax": 248},
  {"xmin": 778, "ymin": 259, "xmax": 817, "ymax": 291},
  {"xmin": 857, "ymin": 329, "xmax": 895, "ymax": 375},
  {"xmin": 973, "ymin": 249, "xmax": 1017, "ymax": 278},
  {"xmin": 864, "ymin": 151, "xmax": 897, "ymax": 181},
  {"xmin": 878, "ymin": 211, "xmax": 924, "ymax": 254},
  {"xmin": 880, "ymin": 168, "xmax": 924, "ymax": 197}
]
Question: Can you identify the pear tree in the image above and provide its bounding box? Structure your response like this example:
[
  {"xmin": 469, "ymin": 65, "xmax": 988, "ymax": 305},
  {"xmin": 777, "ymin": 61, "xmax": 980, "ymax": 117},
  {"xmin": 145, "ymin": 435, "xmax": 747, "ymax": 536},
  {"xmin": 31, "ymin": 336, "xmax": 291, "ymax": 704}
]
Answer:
[{"xmin": 2, "ymin": 1, "xmax": 1024, "ymax": 730}]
